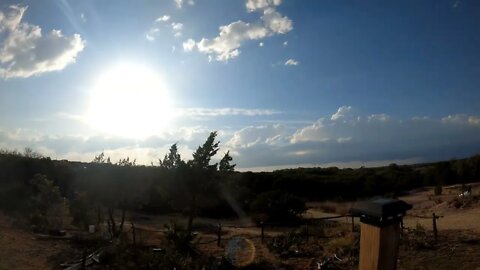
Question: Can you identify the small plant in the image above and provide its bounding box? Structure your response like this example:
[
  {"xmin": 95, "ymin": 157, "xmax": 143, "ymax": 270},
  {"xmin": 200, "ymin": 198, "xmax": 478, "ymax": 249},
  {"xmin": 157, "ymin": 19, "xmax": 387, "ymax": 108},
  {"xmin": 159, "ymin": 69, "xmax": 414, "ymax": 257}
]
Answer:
[
  {"xmin": 415, "ymin": 222, "xmax": 425, "ymax": 231},
  {"xmin": 164, "ymin": 221, "xmax": 196, "ymax": 254}
]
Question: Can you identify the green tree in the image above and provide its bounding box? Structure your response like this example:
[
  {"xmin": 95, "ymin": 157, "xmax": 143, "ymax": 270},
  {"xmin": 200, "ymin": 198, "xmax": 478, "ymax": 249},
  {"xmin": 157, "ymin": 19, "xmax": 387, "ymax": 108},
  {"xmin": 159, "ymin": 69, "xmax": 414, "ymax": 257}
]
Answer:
[
  {"xmin": 159, "ymin": 143, "xmax": 183, "ymax": 170},
  {"xmin": 29, "ymin": 174, "xmax": 69, "ymax": 231},
  {"xmin": 168, "ymin": 132, "xmax": 221, "ymax": 235},
  {"xmin": 219, "ymin": 151, "xmax": 236, "ymax": 172}
]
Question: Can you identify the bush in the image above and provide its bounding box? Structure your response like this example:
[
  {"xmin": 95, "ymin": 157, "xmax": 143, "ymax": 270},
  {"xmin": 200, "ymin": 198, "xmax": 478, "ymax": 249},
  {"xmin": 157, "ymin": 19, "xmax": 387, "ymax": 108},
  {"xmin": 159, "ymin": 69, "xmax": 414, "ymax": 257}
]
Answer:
[
  {"xmin": 434, "ymin": 185, "xmax": 443, "ymax": 195},
  {"xmin": 250, "ymin": 190, "xmax": 306, "ymax": 223}
]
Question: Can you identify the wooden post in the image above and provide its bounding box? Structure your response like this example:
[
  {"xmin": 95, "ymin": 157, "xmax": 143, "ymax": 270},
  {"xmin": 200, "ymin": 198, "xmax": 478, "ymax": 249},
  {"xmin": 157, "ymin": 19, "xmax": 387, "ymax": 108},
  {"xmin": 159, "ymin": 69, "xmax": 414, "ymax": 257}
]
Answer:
[
  {"xmin": 260, "ymin": 221, "xmax": 265, "ymax": 243},
  {"xmin": 432, "ymin": 213, "xmax": 438, "ymax": 242},
  {"xmin": 351, "ymin": 198, "xmax": 411, "ymax": 270},
  {"xmin": 305, "ymin": 223, "xmax": 309, "ymax": 243},
  {"xmin": 81, "ymin": 249, "xmax": 87, "ymax": 270},
  {"xmin": 131, "ymin": 222, "xmax": 136, "ymax": 246},
  {"xmin": 217, "ymin": 223, "xmax": 222, "ymax": 247},
  {"xmin": 351, "ymin": 216, "xmax": 355, "ymax": 232}
]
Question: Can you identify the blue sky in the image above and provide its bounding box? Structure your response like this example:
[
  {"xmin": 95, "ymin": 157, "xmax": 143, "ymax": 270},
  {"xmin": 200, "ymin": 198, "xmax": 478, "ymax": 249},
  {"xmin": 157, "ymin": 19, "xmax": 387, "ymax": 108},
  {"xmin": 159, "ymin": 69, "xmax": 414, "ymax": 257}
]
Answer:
[{"xmin": 1, "ymin": 0, "xmax": 479, "ymax": 170}]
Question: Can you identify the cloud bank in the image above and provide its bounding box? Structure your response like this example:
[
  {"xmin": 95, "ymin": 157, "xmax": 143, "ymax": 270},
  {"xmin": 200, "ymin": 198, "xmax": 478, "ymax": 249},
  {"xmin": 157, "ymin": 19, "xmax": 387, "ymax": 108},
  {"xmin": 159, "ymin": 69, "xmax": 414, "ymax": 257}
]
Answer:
[{"xmin": 3, "ymin": 106, "xmax": 480, "ymax": 170}]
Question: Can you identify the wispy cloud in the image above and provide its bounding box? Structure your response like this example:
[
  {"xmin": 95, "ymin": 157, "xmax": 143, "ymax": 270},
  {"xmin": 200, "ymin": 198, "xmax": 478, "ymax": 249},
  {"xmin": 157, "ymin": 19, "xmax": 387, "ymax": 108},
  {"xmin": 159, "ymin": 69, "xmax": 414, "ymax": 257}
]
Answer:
[
  {"xmin": 284, "ymin": 58, "xmax": 299, "ymax": 66},
  {"xmin": 174, "ymin": 0, "xmax": 195, "ymax": 9},
  {"xmin": 171, "ymin": 22, "xmax": 183, "ymax": 37},
  {"xmin": 156, "ymin": 15, "xmax": 170, "ymax": 22},
  {"xmin": 178, "ymin": 108, "xmax": 281, "ymax": 117}
]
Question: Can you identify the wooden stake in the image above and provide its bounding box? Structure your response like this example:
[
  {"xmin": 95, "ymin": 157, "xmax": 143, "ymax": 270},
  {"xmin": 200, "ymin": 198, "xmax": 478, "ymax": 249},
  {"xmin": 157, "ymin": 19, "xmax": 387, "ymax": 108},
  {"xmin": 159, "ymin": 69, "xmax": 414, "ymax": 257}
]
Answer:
[
  {"xmin": 217, "ymin": 223, "xmax": 222, "ymax": 247},
  {"xmin": 260, "ymin": 221, "xmax": 265, "ymax": 243}
]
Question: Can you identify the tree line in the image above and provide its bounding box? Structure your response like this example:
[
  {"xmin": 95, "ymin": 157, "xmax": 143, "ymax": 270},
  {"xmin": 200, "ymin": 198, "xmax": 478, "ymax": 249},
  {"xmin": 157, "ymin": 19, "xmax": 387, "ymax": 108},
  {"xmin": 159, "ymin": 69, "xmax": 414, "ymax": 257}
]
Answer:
[{"xmin": 1, "ymin": 134, "xmax": 480, "ymax": 234}]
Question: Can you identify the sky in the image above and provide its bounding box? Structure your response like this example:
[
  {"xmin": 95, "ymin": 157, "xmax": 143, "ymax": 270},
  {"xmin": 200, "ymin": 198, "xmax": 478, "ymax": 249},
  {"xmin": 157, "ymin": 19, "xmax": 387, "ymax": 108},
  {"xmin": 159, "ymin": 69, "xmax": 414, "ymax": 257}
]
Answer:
[{"xmin": 0, "ymin": 0, "xmax": 480, "ymax": 171}]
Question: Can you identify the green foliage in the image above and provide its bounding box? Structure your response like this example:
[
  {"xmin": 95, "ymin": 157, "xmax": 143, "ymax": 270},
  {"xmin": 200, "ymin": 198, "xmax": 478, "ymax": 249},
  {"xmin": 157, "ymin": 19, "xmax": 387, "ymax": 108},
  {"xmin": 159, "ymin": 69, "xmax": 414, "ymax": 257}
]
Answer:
[
  {"xmin": 29, "ymin": 174, "xmax": 69, "ymax": 231},
  {"xmin": 163, "ymin": 221, "xmax": 197, "ymax": 254},
  {"xmin": 266, "ymin": 231, "xmax": 307, "ymax": 254},
  {"xmin": 250, "ymin": 190, "xmax": 306, "ymax": 223},
  {"xmin": 159, "ymin": 143, "xmax": 183, "ymax": 169},
  {"xmin": 219, "ymin": 151, "xmax": 236, "ymax": 172},
  {"xmin": 70, "ymin": 191, "xmax": 96, "ymax": 229},
  {"xmin": 191, "ymin": 131, "xmax": 219, "ymax": 170}
]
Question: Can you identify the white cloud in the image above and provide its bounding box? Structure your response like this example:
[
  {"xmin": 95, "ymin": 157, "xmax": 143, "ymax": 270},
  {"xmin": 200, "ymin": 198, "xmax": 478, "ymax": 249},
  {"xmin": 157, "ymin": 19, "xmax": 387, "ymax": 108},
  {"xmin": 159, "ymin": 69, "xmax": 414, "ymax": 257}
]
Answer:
[
  {"xmin": 259, "ymin": 42, "xmax": 264, "ymax": 47},
  {"xmin": 246, "ymin": 0, "xmax": 282, "ymax": 12},
  {"xmin": 261, "ymin": 8, "xmax": 292, "ymax": 34},
  {"xmin": 226, "ymin": 106, "xmax": 480, "ymax": 168},
  {"xmin": 146, "ymin": 28, "xmax": 160, "ymax": 41},
  {"xmin": 174, "ymin": 0, "xmax": 183, "ymax": 8},
  {"xmin": 146, "ymin": 16, "xmax": 183, "ymax": 40},
  {"xmin": 0, "ymin": 5, "xmax": 85, "ymax": 79},
  {"xmin": 227, "ymin": 124, "xmax": 290, "ymax": 149},
  {"xmin": 156, "ymin": 15, "xmax": 170, "ymax": 22},
  {"xmin": 174, "ymin": 0, "xmax": 194, "ymax": 9},
  {"xmin": 191, "ymin": 0, "xmax": 292, "ymax": 61},
  {"xmin": 179, "ymin": 107, "xmax": 280, "ymax": 117},
  {"xmin": 197, "ymin": 21, "xmax": 270, "ymax": 61},
  {"xmin": 80, "ymin": 13, "xmax": 86, "ymax": 23},
  {"xmin": 171, "ymin": 22, "xmax": 183, "ymax": 37},
  {"xmin": 2, "ymin": 107, "xmax": 480, "ymax": 169},
  {"xmin": 284, "ymin": 58, "xmax": 299, "ymax": 66},
  {"xmin": 330, "ymin": 105, "xmax": 353, "ymax": 121},
  {"xmin": 283, "ymin": 40, "xmax": 288, "ymax": 46},
  {"xmin": 183, "ymin": 38, "xmax": 196, "ymax": 52}
]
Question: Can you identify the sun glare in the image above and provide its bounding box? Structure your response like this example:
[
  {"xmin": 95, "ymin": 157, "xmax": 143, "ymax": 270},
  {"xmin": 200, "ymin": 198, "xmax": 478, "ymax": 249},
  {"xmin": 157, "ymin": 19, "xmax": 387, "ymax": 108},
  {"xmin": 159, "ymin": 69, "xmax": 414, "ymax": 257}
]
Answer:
[{"xmin": 87, "ymin": 63, "xmax": 174, "ymax": 138}]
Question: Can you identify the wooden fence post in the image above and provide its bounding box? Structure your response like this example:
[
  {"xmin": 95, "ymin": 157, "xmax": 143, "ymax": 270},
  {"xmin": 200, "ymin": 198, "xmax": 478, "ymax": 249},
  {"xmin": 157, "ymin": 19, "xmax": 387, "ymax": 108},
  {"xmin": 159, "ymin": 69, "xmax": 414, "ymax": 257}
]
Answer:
[
  {"xmin": 432, "ymin": 213, "xmax": 438, "ymax": 242},
  {"xmin": 131, "ymin": 222, "xmax": 136, "ymax": 246},
  {"xmin": 305, "ymin": 223, "xmax": 309, "ymax": 243},
  {"xmin": 261, "ymin": 221, "xmax": 265, "ymax": 243},
  {"xmin": 351, "ymin": 198, "xmax": 412, "ymax": 270},
  {"xmin": 81, "ymin": 249, "xmax": 87, "ymax": 270},
  {"xmin": 217, "ymin": 223, "xmax": 222, "ymax": 247},
  {"xmin": 351, "ymin": 216, "xmax": 355, "ymax": 232}
]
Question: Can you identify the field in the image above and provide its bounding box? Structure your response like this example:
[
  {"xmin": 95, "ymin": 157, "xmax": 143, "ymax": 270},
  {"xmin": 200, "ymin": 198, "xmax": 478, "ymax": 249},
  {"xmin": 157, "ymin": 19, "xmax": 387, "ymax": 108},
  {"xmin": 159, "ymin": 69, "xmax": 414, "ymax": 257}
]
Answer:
[{"xmin": 2, "ymin": 183, "xmax": 480, "ymax": 269}]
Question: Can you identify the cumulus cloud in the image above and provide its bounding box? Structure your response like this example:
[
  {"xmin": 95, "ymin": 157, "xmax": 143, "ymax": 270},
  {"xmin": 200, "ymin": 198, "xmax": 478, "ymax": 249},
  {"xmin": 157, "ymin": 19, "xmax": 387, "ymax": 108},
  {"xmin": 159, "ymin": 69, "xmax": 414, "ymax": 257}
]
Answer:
[
  {"xmin": 4, "ymin": 106, "xmax": 480, "ymax": 170},
  {"xmin": 183, "ymin": 38, "xmax": 196, "ymax": 51},
  {"xmin": 228, "ymin": 107, "xmax": 480, "ymax": 168},
  {"xmin": 246, "ymin": 0, "xmax": 282, "ymax": 12},
  {"xmin": 189, "ymin": 0, "xmax": 292, "ymax": 61},
  {"xmin": 0, "ymin": 5, "xmax": 85, "ymax": 79},
  {"xmin": 284, "ymin": 58, "xmax": 299, "ymax": 66}
]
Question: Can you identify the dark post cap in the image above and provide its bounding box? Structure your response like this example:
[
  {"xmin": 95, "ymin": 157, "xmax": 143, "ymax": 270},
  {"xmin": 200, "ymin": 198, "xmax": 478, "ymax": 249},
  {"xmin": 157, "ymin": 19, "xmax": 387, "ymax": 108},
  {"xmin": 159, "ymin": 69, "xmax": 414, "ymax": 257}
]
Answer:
[{"xmin": 350, "ymin": 197, "xmax": 412, "ymax": 227}]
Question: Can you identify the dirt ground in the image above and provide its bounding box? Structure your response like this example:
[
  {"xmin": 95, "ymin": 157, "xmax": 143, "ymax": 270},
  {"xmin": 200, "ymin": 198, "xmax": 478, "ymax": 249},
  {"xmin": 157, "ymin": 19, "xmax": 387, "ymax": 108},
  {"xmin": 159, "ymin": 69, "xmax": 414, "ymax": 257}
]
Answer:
[
  {"xmin": 0, "ymin": 213, "xmax": 72, "ymax": 270},
  {"xmin": 2, "ymin": 182, "xmax": 480, "ymax": 269}
]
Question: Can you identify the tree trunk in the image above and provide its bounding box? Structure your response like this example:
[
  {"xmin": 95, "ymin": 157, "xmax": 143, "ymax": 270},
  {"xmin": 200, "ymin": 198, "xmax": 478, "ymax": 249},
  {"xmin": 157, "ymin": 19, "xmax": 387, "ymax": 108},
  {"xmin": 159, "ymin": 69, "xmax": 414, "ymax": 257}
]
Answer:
[
  {"xmin": 119, "ymin": 205, "xmax": 126, "ymax": 234},
  {"xmin": 107, "ymin": 208, "xmax": 116, "ymax": 238},
  {"xmin": 186, "ymin": 196, "xmax": 197, "ymax": 236}
]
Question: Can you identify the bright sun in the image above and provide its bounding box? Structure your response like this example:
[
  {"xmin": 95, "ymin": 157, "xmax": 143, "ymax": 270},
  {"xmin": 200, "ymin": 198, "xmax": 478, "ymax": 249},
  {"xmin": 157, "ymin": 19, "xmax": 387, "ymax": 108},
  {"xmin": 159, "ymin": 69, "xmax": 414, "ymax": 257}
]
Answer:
[{"xmin": 87, "ymin": 63, "xmax": 174, "ymax": 138}]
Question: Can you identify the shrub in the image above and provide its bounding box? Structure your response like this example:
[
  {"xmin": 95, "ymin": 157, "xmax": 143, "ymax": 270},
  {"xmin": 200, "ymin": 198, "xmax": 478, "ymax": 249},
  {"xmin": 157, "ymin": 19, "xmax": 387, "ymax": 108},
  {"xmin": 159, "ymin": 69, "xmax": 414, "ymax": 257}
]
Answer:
[
  {"xmin": 250, "ymin": 190, "xmax": 306, "ymax": 223},
  {"xmin": 434, "ymin": 185, "xmax": 443, "ymax": 195}
]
